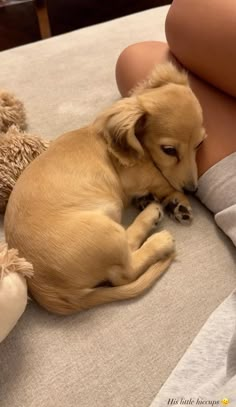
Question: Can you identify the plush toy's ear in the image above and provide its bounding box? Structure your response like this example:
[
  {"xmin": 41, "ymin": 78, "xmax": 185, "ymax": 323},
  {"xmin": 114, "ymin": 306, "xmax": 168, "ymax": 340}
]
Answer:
[{"xmin": 93, "ymin": 97, "xmax": 147, "ymax": 166}]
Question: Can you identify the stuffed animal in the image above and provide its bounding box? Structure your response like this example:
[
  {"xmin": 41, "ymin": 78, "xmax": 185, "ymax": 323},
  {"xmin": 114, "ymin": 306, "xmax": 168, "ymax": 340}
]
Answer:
[
  {"xmin": 0, "ymin": 90, "xmax": 26, "ymax": 133},
  {"xmin": 0, "ymin": 243, "xmax": 33, "ymax": 342},
  {"xmin": 0, "ymin": 90, "xmax": 49, "ymax": 342},
  {"xmin": 0, "ymin": 124, "xmax": 49, "ymax": 213}
]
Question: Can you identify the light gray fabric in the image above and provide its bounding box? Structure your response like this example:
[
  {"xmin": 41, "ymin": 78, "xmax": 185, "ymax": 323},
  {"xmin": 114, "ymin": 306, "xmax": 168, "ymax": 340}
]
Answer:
[
  {"xmin": 150, "ymin": 291, "xmax": 236, "ymax": 406},
  {"xmin": 198, "ymin": 152, "xmax": 236, "ymax": 246},
  {"xmin": 151, "ymin": 153, "xmax": 236, "ymax": 407},
  {"xmin": 0, "ymin": 6, "xmax": 235, "ymax": 407}
]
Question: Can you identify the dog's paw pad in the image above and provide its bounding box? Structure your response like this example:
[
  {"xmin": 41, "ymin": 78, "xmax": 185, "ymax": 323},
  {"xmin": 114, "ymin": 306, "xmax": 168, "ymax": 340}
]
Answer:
[
  {"xmin": 165, "ymin": 200, "xmax": 193, "ymax": 224},
  {"xmin": 179, "ymin": 205, "xmax": 188, "ymax": 213}
]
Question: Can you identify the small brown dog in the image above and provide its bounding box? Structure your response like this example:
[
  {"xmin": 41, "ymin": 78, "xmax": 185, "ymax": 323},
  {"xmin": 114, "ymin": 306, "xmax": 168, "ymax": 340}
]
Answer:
[{"xmin": 4, "ymin": 63, "xmax": 206, "ymax": 315}]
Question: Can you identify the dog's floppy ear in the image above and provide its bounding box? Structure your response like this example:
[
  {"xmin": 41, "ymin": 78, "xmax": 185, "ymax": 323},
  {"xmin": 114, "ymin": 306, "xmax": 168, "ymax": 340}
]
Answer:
[{"xmin": 93, "ymin": 97, "xmax": 146, "ymax": 166}]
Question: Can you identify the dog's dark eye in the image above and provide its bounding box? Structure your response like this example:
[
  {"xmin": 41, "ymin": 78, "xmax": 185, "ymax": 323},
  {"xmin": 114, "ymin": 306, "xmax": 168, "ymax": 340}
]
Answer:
[
  {"xmin": 195, "ymin": 140, "xmax": 204, "ymax": 150},
  {"xmin": 161, "ymin": 145, "xmax": 177, "ymax": 157}
]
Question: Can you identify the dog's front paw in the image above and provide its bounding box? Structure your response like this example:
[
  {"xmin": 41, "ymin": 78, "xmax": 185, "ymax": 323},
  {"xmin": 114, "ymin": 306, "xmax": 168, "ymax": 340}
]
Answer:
[
  {"xmin": 165, "ymin": 198, "xmax": 193, "ymax": 224},
  {"xmin": 133, "ymin": 193, "xmax": 158, "ymax": 211},
  {"xmin": 142, "ymin": 201, "xmax": 164, "ymax": 228}
]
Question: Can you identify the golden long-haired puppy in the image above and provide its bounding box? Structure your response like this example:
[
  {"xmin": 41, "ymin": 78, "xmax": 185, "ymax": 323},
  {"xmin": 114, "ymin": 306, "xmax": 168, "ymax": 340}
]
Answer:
[{"xmin": 4, "ymin": 63, "xmax": 206, "ymax": 315}]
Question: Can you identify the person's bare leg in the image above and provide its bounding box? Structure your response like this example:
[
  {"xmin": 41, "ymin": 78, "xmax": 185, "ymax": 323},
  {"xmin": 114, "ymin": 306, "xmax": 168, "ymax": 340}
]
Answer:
[
  {"xmin": 191, "ymin": 75, "xmax": 236, "ymax": 176},
  {"xmin": 115, "ymin": 41, "xmax": 236, "ymax": 177},
  {"xmin": 166, "ymin": 0, "xmax": 236, "ymax": 98}
]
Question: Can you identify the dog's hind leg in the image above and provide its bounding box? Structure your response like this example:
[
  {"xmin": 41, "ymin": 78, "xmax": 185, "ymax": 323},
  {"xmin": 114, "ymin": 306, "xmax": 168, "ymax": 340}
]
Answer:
[
  {"xmin": 109, "ymin": 228, "xmax": 175, "ymax": 286},
  {"xmin": 126, "ymin": 202, "xmax": 164, "ymax": 251},
  {"xmin": 23, "ymin": 211, "xmax": 175, "ymax": 315},
  {"xmin": 110, "ymin": 202, "xmax": 174, "ymax": 286}
]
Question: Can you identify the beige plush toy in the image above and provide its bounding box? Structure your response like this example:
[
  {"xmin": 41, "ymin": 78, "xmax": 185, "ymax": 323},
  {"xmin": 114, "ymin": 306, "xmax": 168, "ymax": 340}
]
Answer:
[
  {"xmin": 0, "ymin": 243, "xmax": 33, "ymax": 342},
  {"xmin": 0, "ymin": 124, "xmax": 49, "ymax": 213},
  {"xmin": 0, "ymin": 90, "xmax": 49, "ymax": 342},
  {"xmin": 0, "ymin": 90, "xmax": 26, "ymax": 133}
]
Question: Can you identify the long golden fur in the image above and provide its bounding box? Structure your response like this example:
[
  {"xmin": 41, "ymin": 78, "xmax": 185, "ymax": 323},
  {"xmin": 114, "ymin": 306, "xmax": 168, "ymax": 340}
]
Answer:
[{"xmin": 4, "ymin": 63, "xmax": 206, "ymax": 315}]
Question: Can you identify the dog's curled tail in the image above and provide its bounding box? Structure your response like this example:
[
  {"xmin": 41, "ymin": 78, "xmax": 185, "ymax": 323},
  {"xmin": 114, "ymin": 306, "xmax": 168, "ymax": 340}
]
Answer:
[{"xmin": 56, "ymin": 255, "xmax": 174, "ymax": 315}]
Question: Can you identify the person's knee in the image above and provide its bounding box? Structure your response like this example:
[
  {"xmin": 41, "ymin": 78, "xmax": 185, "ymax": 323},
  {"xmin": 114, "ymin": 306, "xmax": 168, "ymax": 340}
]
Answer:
[
  {"xmin": 115, "ymin": 43, "xmax": 140, "ymax": 96},
  {"xmin": 116, "ymin": 41, "xmax": 169, "ymax": 97},
  {"xmin": 116, "ymin": 42, "xmax": 155, "ymax": 97}
]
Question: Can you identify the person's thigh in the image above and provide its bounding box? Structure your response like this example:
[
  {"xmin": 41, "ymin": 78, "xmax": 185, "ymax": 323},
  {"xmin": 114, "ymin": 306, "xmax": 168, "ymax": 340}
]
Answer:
[
  {"xmin": 115, "ymin": 41, "xmax": 236, "ymax": 176},
  {"xmin": 165, "ymin": 0, "xmax": 236, "ymax": 98}
]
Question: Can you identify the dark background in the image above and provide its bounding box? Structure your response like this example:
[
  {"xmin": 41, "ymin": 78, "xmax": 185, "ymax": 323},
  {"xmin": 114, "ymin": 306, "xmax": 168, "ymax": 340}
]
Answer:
[
  {"xmin": 47, "ymin": 0, "xmax": 171, "ymax": 35},
  {"xmin": 0, "ymin": 0, "xmax": 172, "ymax": 51}
]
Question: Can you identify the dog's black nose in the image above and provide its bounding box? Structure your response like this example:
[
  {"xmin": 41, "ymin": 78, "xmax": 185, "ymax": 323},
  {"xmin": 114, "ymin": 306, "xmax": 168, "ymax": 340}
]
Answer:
[{"xmin": 183, "ymin": 185, "xmax": 198, "ymax": 194}]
